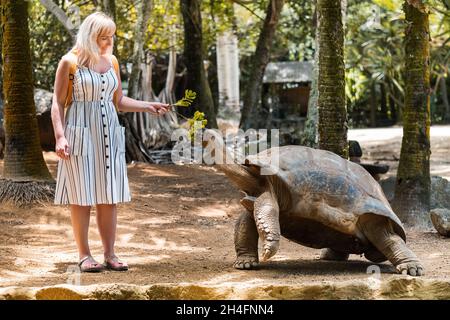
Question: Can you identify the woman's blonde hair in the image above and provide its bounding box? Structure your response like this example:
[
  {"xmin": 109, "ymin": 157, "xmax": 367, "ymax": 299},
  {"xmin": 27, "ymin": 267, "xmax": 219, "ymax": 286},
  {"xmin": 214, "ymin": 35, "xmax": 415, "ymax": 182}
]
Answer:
[{"xmin": 71, "ymin": 12, "xmax": 116, "ymax": 68}]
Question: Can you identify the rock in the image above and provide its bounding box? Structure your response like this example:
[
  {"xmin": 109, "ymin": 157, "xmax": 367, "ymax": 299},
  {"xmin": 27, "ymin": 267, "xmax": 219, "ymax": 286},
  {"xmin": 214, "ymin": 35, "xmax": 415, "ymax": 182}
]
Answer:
[
  {"xmin": 379, "ymin": 177, "xmax": 395, "ymax": 201},
  {"xmin": 1, "ymin": 279, "xmax": 450, "ymax": 299},
  {"xmin": 379, "ymin": 176, "xmax": 450, "ymax": 229},
  {"xmin": 429, "ymin": 176, "xmax": 450, "ymax": 209},
  {"xmin": 430, "ymin": 209, "xmax": 450, "ymax": 237},
  {"xmin": 380, "ymin": 176, "xmax": 450, "ymax": 210},
  {"xmin": 34, "ymin": 88, "xmax": 55, "ymax": 151}
]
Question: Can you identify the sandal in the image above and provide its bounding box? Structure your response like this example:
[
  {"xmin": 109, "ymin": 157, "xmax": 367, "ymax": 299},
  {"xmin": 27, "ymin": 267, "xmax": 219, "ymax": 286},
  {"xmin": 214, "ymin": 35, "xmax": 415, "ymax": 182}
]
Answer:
[
  {"xmin": 78, "ymin": 256, "xmax": 104, "ymax": 273},
  {"xmin": 104, "ymin": 255, "xmax": 128, "ymax": 271}
]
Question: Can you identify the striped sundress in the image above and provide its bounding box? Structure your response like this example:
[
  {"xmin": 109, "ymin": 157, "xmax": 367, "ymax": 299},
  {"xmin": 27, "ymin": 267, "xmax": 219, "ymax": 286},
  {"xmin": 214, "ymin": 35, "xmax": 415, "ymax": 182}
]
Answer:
[{"xmin": 54, "ymin": 58, "xmax": 131, "ymax": 205}]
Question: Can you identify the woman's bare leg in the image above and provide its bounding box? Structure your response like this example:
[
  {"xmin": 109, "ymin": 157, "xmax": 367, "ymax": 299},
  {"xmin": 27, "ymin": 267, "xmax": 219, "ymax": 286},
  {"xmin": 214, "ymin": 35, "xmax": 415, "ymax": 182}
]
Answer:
[
  {"xmin": 70, "ymin": 204, "xmax": 92, "ymax": 259},
  {"xmin": 96, "ymin": 204, "xmax": 127, "ymax": 270},
  {"xmin": 96, "ymin": 204, "xmax": 117, "ymax": 258}
]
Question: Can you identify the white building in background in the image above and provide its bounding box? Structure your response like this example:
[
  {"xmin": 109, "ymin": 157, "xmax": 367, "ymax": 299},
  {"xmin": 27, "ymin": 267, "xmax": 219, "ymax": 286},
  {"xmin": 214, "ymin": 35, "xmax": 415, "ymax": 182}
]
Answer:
[{"xmin": 216, "ymin": 31, "xmax": 240, "ymax": 119}]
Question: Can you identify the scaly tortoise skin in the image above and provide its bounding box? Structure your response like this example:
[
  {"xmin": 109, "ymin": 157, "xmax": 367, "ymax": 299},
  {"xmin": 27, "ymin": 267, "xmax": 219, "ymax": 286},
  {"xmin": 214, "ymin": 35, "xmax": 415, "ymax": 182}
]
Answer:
[{"xmin": 217, "ymin": 145, "xmax": 423, "ymax": 276}]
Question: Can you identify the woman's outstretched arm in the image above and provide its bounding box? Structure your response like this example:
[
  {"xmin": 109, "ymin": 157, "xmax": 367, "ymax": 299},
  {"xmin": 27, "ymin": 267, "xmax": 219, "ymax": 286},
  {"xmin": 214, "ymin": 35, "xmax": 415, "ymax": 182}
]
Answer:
[{"xmin": 112, "ymin": 55, "xmax": 170, "ymax": 116}]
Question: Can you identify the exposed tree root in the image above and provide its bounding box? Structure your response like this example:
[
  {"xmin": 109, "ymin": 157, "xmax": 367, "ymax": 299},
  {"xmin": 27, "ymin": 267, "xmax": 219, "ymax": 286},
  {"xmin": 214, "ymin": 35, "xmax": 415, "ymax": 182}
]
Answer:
[{"xmin": 0, "ymin": 179, "xmax": 55, "ymax": 207}]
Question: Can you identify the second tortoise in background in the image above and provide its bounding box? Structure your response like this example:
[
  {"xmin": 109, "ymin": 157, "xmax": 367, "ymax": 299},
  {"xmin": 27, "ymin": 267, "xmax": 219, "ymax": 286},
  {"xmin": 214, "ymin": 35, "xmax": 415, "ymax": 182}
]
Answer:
[{"xmin": 349, "ymin": 140, "xmax": 389, "ymax": 181}]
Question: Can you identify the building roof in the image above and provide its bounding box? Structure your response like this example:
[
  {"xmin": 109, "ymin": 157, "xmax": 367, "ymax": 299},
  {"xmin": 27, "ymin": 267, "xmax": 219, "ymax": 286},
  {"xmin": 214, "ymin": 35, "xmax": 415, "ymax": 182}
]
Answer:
[{"xmin": 263, "ymin": 61, "xmax": 313, "ymax": 84}]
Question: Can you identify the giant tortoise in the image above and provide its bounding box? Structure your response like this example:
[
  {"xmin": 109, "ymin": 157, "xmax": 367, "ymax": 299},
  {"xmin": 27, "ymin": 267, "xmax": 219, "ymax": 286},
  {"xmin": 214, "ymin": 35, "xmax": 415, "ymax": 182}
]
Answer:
[{"xmin": 216, "ymin": 145, "xmax": 424, "ymax": 276}]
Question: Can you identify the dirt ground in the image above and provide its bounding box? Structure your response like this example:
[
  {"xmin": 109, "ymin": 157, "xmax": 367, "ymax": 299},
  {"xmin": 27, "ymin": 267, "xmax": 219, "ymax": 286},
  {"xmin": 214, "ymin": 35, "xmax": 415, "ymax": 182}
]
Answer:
[{"xmin": 0, "ymin": 126, "xmax": 449, "ymax": 289}]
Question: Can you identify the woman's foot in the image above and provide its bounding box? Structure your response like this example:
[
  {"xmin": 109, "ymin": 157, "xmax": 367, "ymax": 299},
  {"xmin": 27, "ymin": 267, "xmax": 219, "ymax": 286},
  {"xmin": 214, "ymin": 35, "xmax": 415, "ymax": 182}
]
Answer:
[
  {"xmin": 104, "ymin": 255, "xmax": 128, "ymax": 271},
  {"xmin": 78, "ymin": 255, "xmax": 104, "ymax": 273}
]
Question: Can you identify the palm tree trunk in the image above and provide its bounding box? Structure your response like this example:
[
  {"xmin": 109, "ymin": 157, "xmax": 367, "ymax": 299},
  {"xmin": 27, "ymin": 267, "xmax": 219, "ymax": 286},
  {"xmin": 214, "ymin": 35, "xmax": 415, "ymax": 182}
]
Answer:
[
  {"xmin": 393, "ymin": 0, "xmax": 431, "ymax": 228},
  {"xmin": 317, "ymin": 0, "xmax": 348, "ymax": 158},
  {"xmin": 180, "ymin": 0, "xmax": 218, "ymax": 128},
  {"xmin": 0, "ymin": 0, "xmax": 54, "ymax": 205},
  {"xmin": 239, "ymin": 0, "xmax": 285, "ymax": 130}
]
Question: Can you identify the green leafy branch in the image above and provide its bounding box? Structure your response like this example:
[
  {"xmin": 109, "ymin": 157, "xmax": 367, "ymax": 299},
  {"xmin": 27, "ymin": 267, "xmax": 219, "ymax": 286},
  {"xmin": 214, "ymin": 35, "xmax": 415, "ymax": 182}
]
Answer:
[
  {"xmin": 169, "ymin": 89, "xmax": 207, "ymax": 140},
  {"xmin": 171, "ymin": 89, "xmax": 197, "ymax": 108}
]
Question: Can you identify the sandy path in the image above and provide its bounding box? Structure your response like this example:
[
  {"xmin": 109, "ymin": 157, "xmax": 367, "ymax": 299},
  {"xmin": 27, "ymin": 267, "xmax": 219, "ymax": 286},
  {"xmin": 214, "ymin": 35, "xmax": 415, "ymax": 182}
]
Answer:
[{"xmin": 0, "ymin": 126, "xmax": 449, "ymax": 289}]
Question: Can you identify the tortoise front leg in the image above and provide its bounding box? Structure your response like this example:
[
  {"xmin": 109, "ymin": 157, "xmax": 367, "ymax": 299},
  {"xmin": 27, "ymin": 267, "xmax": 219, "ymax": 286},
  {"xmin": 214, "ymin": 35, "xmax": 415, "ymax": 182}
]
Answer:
[
  {"xmin": 358, "ymin": 214, "xmax": 424, "ymax": 276},
  {"xmin": 254, "ymin": 191, "xmax": 281, "ymax": 261},
  {"xmin": 234, "ymin": 210, "xmax": 259, "ymax": 270}
]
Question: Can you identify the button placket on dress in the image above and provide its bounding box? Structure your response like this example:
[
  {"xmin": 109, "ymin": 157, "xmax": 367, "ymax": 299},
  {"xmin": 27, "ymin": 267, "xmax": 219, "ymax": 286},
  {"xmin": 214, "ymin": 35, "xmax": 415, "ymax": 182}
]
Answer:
[{"xmin": 101, "ymin": 74, "xmax": 110, "ymax": 170}]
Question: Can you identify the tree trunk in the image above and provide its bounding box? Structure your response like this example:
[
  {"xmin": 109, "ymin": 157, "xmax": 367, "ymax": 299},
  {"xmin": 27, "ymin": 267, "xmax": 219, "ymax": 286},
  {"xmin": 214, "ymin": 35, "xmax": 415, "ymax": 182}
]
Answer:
[
  {"xmin": 302, "ymin": 2, "xmax": 319, "ymax": 147},
  {"xmin": 440, "ymin": 76, "xmax": 450, "ymax": 121},
  {"xmin": 380, "ymin": 82, "xmax": 388, "ymax": 123},
  {"xmin": 388, "ymin": 82, "xmax": 399, "ymax": 123},
  {"xmin": 0, "ymin": 0, "xmax": 54, "ymax": 205},
  {"xmin": 114, "ymin": 0, "xmax": 163, "ymax": 161},
  {"xmin": 118, "ymin": 113, "xmax": 154, "ymax": 163},
  {"xmin": 102, "ymin": 0, "xmax": 116, "ymax": 19},
  {"xmin": 317, "ymin": 0, "xmax": 348, "ymax": 158},
  {"xmin": 39, "ymin": 0, "xmax": 77, "ymax": 38},
  {"xmin": 155, "ymin": 45, "xmax": 181, "ymax": 146},
  {"xmin": 0, "ymin": 19, "xmax": 3, "ymax": 107},
  {"xmin": 132, "ymin": 50, "xmax": 179, "ymax": 150},
  {"xmin": 370, "ymin": 81, "xmax": 377, "ymax": 127},
  {"xmin": 133, "ymin": 56, "xmax": 156, "ymax": 147},
  {"xmin": 393, "ymin": 0, "xmax": 431, "ymax": 228},
  {"xmin": 180, "ymin": 0, "xmax": 218, "ymax": 128},
  {"xmin": 101, "ymin": 0, "xmax": 119, "ymax": 58},
  {"xmin": 216, "ymin": 31, "xmax": 240, "ymax": 120},
  {"xmin": 239, "ymin": 0, "xmax": 285, "ymax": 130},
  {"xmin": 127, "ymin": 0, "xmax": 152, "ymax": 100}
]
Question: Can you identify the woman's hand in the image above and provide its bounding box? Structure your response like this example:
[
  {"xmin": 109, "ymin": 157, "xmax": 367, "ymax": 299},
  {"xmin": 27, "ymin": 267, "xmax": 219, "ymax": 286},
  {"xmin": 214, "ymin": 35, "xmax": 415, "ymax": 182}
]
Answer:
[
  {"xmin": 55, "ymin": 136, "xmax": 70, "ymax": 160},
  {"xmin": 144, "ymin": 101, "xmax": 170, "ymax": 116}
]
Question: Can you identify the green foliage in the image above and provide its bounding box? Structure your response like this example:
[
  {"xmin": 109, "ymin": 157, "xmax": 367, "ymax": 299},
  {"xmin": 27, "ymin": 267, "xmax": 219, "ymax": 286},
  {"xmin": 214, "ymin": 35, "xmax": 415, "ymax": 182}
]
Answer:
[
  {"xmin": 372, "ymin": 0, "xmax": 401, "ymax": 11},
  {"xmin": 169, "ymin": 89, "xmax": 206, "ymax": 140},
  {"xmin": 29, "ymin": 2, "xmax": 74, "ymax": 90},
  {"xmin": 19, "ymin": 0, "xmax": 450, "ymax": 128},
  {"xmin": 345, "ymin": 0, "xmax": 450, "ymax": 127},
  {"xmin": 234, "ymin": 0, "xmax": 315, "ymax": 107},
  {"xmin": 187, "ymin": 111, "xmax": 207, "ymax": 141},
  {"xmin": 276, "ymin": 0, "xmax": 315, "ymax": 61},
  {"xmin": 345, "ymin": 0, "xmax": 406, "ymax": 126},
  {"xmin": 145, "ymin": 0, "xmax": 183, "ymax": 53},
  {"xmin": 173, "ymin": 89, "xmax": 197, "ymax": 107}
]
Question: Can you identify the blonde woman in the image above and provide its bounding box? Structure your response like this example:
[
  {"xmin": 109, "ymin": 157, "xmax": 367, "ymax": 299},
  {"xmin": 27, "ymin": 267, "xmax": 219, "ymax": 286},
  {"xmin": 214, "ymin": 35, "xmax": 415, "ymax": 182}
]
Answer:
[{"xmin": 51, "ymin": 12, "xmax": 169, "ymax": 272}]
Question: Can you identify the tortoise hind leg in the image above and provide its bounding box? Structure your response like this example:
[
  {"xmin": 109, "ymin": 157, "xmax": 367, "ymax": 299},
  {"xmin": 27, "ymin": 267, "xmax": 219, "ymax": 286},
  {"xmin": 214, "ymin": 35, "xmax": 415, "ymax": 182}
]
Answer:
[
  {"xmin": 234, "ymin": 210, "xmax": 259, "ymax": 270},
  {"xmin": 320, "ymin": 248, "xmax": 349, "ymax": 261},
  {"xmin": 357, "ymin": 214, "xmax": 424, "ymax": 276}
]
